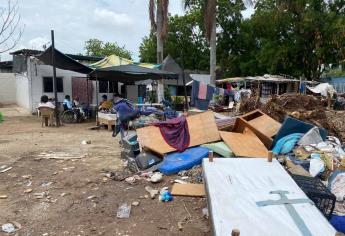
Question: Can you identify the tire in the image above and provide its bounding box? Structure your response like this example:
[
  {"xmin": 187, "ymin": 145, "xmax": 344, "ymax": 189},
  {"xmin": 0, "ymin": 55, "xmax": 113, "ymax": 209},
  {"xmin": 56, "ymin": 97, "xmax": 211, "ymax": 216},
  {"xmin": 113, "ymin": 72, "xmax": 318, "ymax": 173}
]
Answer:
[{"xmin": 61, "ymin": 110, "xmax": 76, "ymax": 123}]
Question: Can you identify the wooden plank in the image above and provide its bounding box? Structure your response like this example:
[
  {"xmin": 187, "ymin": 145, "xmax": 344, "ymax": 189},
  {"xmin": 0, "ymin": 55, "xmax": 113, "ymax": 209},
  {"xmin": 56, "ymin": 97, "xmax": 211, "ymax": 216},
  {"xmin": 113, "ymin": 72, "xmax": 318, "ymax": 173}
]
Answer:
[
  {"xmin": 136, "ymin": 111, "xmax": 220, "ymax": 155},
  {"xmin": 220, "ymin": 130, "xmax": 268, "ymax": 158},
  {"xmin": 171, "ymin": 183, "xmax": 205, "ymax": 197}
]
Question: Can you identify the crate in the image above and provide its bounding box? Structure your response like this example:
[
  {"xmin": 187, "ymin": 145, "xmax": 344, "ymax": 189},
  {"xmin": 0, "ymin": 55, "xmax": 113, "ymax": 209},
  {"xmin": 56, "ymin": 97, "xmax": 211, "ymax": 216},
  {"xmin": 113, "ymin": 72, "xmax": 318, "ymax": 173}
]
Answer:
[{"xmin": 291, "ymin": 174, "xmax": 336, "ymax": 219}]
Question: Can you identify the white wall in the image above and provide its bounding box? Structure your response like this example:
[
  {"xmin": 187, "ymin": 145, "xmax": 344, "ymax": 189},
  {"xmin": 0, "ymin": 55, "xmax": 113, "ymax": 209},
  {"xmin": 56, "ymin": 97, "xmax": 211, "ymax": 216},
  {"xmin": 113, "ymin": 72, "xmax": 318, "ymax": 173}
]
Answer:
[
  {"xmin": 15, "ymin": 73, "xmax": 30, "ymax": 111},
  {"xmin": 0, "ymin": 73, "xmax": 16, "ymax": 104}
]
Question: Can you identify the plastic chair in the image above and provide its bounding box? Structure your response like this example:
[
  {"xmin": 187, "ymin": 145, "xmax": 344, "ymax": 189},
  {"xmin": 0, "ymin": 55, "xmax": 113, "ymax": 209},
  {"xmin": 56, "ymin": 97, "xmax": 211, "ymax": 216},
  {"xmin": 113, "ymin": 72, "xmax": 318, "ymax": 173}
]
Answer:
[{"xmin": 38, "ymin": 107, "xmax": 54, "ymax": 127}]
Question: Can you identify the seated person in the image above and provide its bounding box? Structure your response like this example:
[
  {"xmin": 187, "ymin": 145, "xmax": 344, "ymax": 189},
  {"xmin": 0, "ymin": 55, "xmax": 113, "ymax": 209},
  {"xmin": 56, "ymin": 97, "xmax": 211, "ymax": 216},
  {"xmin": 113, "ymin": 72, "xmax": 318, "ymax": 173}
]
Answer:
[
  {"xmin": 73, "ymin": 96, "xmax": 80, "ymax": 107},
  {"xmin": 99, "ymin": 95, "xmax": 113, "ymax": 111},
  {"xmin": 38, "ymin": 95, "xmax": 55, "ymax": 109},
  {"xmin": 63, "ymin": 95, "xmax": 73, "ymax": 110}
]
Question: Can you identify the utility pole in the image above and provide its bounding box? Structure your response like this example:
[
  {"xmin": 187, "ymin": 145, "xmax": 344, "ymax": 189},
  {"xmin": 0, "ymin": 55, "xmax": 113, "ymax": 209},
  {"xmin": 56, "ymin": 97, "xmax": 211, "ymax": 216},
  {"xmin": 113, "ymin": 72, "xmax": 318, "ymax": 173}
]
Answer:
[{"xmin": 51, "ymin": 30, "xmax": 59, "ymax": 126}]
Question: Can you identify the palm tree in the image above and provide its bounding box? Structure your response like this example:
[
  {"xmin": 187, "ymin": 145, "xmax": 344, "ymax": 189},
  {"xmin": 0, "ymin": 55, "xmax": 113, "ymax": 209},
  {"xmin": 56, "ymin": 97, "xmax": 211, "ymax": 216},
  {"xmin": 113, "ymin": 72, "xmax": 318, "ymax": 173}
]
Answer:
[
  {"xmin": 149, "ymin": 0, "xmax": 169, "ymax": 101},
  {"xmin": 184, "ymin": 0, "xmax": 253, "ymax": 85}
]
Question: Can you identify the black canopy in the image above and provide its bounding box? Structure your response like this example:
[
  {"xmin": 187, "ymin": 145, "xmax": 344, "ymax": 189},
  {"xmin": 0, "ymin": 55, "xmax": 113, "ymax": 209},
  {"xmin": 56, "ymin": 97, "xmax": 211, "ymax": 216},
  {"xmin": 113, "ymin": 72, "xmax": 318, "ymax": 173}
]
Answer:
[
  {"xmin": 36, "ymin": 46, "xmax": 93, "ymax": 74},
  {"xmin": 89, "ymin": 64, "xmax": 178, "ymax": 83}
]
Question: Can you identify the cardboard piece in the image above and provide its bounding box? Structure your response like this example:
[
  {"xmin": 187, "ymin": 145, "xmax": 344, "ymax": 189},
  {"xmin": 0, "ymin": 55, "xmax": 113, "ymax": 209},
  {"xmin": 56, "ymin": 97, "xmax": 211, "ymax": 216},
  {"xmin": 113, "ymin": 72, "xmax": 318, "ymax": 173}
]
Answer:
[
  {"xmin": 171, "ymin": 183, "xmax": 205, "ymax": 197},
  {"xmin": 233, "ymin": 110, "xmax": 281, "ymax": 148},
  {"xmin": 136, "ymin": 111, "xmax": 220, "ymax": 155},
  {"xmin": 220, "ymin": 129, "xmax": 268, "ymax": 158}
]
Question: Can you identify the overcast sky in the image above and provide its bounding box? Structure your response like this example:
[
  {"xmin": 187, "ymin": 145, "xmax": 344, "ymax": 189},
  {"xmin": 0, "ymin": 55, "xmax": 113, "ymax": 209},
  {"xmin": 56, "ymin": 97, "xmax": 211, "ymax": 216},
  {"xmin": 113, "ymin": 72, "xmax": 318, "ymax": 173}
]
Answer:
[{"xmin": 0, "ymin": 0, "xmax": 253, "ymax": 61}]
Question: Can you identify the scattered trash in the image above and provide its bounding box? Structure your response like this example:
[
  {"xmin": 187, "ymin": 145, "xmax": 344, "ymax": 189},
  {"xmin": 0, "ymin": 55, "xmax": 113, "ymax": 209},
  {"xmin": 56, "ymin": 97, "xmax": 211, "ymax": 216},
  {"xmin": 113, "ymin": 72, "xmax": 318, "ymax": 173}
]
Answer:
[
  {"xmin": 140, "ymin": 171, "xmax": 153, "ymax": 178},
  {"xmin": 116, "ymin": 203, "xmax": 131, "ymax": 219},
  {"xmin": 33, "ymin": 192, "xmax": 47, "ymax": 199},
  {"xmin": 87, "ymin": 195, "xmax": 97, "ymax": 200},
  {"xmin": 309, "ymin": 154, "xmax": 325, "ymax": 177},
  {"xmin": 202, "ymin": 208, "xmax": 209, "ymax": 219},
  {"xmin": 150, "ymin": 172, "xmax": 163, "ymax": 183},
  {"xmin": 0, "ymin": 195, "xmax": 8, "ymax": 199},
  {"xmin": 37, "ymin": 152, "xmax": 86, "ymax": 160},
  {"xmin": 24, "ymin": 189, "xmax": 33, "ymax": 193},
  {"xmin": 81, "ymin": 140, "xmax": 91, "ymax": 145},
  {"xmin": 131, "ymin": 201, "xmax": 140, "ymax": 206},
  {"xmin": 177, "ymin": 221, "xmax": 183, "ymax": 231},
  {"xmin": 145, "ymin": 186, "xmax": 159, "ymax": 199},
  {"xmin": 174, "ymin": 179, "xmax": 188, "ymax": 184},
  {"xmin": 41, "ymin": 182, "xmax": 53, "ymax": 187},
  {"xmin": 159, "ymin": 190, "xmax": 173, "ymax": 202},
  {"xmin": 0, "ymin": 166, "xmax": 12, "ymax": 173},
  {"xmin": 1, "ymin": 223, "xmax": 15, "ymax": 233},
  {"xmin": 22, "ymin": 175, "xmax": 32, "ymax": 179},
  {"xmin": 125, "ymin": 175, "xmax": 141, "ymax": 184}
]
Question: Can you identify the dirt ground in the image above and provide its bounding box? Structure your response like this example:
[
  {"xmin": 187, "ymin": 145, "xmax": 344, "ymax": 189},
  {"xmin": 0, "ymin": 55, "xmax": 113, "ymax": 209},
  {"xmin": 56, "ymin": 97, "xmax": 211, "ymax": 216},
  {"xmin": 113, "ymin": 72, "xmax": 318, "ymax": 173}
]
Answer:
[{"xmin": 0, "ymin": 107, "xmax": 210, "ymax": 236}]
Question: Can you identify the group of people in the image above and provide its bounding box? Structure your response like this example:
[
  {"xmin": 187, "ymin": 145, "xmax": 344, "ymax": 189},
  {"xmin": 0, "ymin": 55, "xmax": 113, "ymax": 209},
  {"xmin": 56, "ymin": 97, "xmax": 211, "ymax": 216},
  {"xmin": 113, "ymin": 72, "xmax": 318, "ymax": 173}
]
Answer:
[{"xmin": 38, "ymin": 94, "xmax": 87, "ymax": 118}]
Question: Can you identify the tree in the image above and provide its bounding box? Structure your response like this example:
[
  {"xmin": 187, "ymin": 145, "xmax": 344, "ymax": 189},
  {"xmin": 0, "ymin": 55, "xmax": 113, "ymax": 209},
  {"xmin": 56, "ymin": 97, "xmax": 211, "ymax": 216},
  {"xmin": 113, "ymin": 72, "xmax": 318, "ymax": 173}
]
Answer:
[
  {"xmin": 140, "ymin": 12, "xmax": 209, "ymax": 71},
  {"xmin": 184, "ymin": 0, "xmax": 253, "ymax": 85},
  {"xmin": 149, "ymin": 0, "xmax": 170, "ymax": 101},
  {"xmin": 84, "ymin": 38, "xmax": 132, "ymax": 59},
  {"xmin": 0, "ymin": 0, "xmax": 24, "ymax": 53}
]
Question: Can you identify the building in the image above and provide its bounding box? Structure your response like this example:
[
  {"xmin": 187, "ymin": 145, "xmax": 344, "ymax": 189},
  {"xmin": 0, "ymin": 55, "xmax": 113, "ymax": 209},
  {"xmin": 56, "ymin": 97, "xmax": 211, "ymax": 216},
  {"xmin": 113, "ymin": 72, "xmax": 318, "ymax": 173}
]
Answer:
[{"xmin": 0, "ymin": 49, "xmax": 120, "ymax": 113}]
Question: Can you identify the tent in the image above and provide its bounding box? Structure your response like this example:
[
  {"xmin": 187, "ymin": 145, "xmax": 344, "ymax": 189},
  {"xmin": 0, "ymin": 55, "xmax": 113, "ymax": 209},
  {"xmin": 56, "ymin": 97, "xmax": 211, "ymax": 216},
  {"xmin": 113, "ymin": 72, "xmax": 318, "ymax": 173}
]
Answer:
[
  {"xmin": 37, "ymin": 46, "xmax": 93, "ymax": 74},
  {"xmin": 90, "ymin": 54, "xmax": 159, "ymax": 69},
  {"xmin": 88, "ymin": 64, "xmax": 178, "ymax": 83}
]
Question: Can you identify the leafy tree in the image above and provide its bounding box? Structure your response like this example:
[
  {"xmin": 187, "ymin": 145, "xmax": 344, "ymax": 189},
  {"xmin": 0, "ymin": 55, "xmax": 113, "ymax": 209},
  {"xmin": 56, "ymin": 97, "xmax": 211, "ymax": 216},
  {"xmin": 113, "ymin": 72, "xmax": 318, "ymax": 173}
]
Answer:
[
  {"xmin": 84, "ymin": 38, "xmax": 132, "ymax": 59},
  {"xmin": 140, "ymin": 12, "xmax": 209, "ymax": 71}
]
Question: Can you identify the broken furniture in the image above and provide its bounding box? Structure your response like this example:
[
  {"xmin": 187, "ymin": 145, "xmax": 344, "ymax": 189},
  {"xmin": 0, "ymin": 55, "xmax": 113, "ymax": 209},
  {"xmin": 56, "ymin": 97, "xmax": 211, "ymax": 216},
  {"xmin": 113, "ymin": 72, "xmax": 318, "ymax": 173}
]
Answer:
[
  {"xmin": 97, "ymin": 112, "xmax": 116, "ymax": 131},
  {"xmin": 38, "ymin": 107, "xmax": 54, "ymax": 127},
  {"xmin": 233, "ymin": 109, "xmax": 281, "ymax": 148},
  {"xmin": 136, "ymin": 111, "xmax": 220, "ymax": 155},
  {"xmin": 202, "ymin": 158, "xmax": 336, "ymax": 236},
  {"xmin": 220, "ymin": 129, "xmax": 268, "ymax": 158}
]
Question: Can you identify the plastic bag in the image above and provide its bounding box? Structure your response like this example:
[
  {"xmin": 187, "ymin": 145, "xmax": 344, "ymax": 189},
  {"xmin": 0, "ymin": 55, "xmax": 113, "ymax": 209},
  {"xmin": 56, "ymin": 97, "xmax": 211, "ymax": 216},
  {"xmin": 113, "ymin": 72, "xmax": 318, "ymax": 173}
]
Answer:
[{"xmin": 116, "ymin": 203, "xmax": 131, "ymax": 219}]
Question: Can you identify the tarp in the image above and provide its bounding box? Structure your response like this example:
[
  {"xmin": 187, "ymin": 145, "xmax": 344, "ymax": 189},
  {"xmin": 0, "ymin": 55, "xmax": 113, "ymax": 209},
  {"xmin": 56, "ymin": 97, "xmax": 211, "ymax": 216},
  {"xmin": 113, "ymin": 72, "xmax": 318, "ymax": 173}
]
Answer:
[
  {"xmin": 88, "ymin": 64, "xmax": 178, "ymax": 83},
  {"xmin": 307, "ymin": 83, "xmax": 336, "ymax": 97},
  {"xmin": 89, "ymin": 54, "xmax": 158, "ymax": 69},
  {"xmin": 36, "ymin": 46, "xmax": 93, "ymax": 74}
]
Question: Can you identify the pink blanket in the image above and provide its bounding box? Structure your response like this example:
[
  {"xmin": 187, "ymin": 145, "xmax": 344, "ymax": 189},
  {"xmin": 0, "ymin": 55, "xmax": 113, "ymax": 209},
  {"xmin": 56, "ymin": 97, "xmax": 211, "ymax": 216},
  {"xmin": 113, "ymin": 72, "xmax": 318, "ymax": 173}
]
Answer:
[{"xmin": 198, "ymin": 82, "xmax": 207, "ymax": 100}]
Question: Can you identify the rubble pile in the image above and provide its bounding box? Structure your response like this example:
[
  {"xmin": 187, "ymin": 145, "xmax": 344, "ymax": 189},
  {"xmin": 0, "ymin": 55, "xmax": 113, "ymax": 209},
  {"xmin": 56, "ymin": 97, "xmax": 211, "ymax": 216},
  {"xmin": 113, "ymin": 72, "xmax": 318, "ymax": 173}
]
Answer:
[{"xmin": 240, "ymin": 93, "xmax": 345, "ymax": 142}]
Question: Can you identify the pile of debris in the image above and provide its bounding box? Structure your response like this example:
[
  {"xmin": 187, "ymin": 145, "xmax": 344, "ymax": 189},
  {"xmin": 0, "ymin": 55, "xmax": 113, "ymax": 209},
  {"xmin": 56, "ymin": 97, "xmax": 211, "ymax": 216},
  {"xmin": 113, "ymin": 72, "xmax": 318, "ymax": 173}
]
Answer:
[{"xmin": 240, "ymin": 93, "xmax": 345, "ymax": 142}]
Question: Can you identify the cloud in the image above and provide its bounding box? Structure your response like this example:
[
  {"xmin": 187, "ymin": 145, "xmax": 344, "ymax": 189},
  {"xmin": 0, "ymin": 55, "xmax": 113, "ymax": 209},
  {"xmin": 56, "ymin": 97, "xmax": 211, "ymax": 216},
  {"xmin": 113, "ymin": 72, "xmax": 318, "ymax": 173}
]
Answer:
[
  {"xmin": 28, "ymin": 37, "xmax": 50, "ymax": 50},
  {"xmin": 93, "ymin": 8, "xmax": 133, "ymax": 28}
]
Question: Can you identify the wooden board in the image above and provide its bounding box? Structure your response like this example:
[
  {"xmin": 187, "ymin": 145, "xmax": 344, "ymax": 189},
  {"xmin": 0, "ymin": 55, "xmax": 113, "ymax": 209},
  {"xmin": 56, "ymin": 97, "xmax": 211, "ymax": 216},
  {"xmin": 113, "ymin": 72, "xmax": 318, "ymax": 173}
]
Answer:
[
  {"xmin": 136, "ymin": 111, "xmax": 220, "ymax": 155},
  {"xmin": 240, "ymin": 109, "xmax": 281, "ymax": 138},
  {"xmin": 202, "ymin": 158, "xmax": 336, "ymax": 236},
  {"xmin": 220, "ymin": 130, "xmax": 268, "ymax": 158},
  {"xmin": 171, "ymin": 183, "xmax": 205, "ymax": 197}
]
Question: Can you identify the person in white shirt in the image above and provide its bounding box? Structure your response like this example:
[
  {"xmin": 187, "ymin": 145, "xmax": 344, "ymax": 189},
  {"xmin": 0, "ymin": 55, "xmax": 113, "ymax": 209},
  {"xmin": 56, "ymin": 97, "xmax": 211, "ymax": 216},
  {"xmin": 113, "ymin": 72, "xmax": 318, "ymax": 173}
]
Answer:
[{"xmin": 38, "ymin": 95, "xmax": 55, "ymax": 109}]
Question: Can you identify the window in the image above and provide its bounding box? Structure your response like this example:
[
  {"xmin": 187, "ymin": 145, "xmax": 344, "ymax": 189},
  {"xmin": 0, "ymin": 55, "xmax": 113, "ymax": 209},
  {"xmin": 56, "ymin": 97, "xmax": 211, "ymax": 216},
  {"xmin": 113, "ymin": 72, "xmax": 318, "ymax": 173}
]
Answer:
[
  {"xmin": 43, "ymin": 77, "xmax": 63, "ymax": 93},
  {"xmin": 99, "ymin": 81, "xmax": 118, "ymax": 93}
]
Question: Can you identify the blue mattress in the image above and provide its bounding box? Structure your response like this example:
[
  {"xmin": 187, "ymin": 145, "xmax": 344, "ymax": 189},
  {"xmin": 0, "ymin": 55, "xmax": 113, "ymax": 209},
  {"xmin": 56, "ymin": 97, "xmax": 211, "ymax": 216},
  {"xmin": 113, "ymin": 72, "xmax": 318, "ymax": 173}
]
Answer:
[{"xmin": 158, "ymin": 146, "xmax": 210, "ymax": 175}]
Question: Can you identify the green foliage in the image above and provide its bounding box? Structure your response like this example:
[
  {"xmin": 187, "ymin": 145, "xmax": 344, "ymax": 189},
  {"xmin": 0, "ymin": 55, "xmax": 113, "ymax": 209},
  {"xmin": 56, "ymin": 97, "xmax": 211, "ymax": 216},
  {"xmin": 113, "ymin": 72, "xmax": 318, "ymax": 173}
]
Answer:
[
  {"xmin": 85, "ymin": 38, "xmax": 132, "ymax": 59},
  {"xmin": 139, "ymin": 12, "xmax": 209, "ymax": 71},
  {"xmin": 0, "ymin": 112, "xmax": 3, "ymax": 123},
  {"xmin": 140, "ymin": 0, "xmax": 345, "ymax": 80}
]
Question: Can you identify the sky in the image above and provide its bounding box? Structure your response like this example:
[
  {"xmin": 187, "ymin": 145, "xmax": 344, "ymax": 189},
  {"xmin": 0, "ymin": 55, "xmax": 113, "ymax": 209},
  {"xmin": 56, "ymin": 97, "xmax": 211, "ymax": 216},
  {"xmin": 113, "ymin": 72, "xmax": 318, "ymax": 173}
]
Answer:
[{"xmin": 0, "ymin": 0, "xmax": 253, "ymax": 62}]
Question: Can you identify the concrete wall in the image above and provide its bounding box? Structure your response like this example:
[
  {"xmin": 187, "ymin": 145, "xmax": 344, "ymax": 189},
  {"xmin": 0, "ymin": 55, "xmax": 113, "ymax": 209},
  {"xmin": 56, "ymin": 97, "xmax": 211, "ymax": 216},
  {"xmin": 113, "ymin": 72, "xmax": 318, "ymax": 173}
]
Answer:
[
  {"xmin": 0, "ymin": 73, "xmax": 16, "ymax": 104},
  {"xmin": 15, "ymin": 73, "xmax": 30, "ymax": 111}
]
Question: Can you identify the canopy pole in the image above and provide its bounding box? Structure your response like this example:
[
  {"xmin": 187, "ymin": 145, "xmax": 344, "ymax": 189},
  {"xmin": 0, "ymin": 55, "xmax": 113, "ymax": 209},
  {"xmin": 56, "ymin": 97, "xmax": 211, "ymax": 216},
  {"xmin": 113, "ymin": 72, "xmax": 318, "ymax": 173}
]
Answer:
[
  {"xmin": 86, "ymin": 76, "xmax": 89, "ymax": 118},
  {"xmin": 181, "ymin": 48, "xmax": 188, "ymax": 112},
  {"xmin": 95, "ymin": 74, "xmax": 99, "ymax": 125},
  {"xmin": 51, "ymin": 30, "xmax": 60, "ymax": 127}
]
